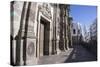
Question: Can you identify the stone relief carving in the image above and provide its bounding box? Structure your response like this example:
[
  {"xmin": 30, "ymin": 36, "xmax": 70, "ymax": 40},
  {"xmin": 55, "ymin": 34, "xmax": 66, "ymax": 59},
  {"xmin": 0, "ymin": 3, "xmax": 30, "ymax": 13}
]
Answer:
[
  {"xmin": 27, "ymin": 42, "xmax": 35, "ymax": 56},
  {"xmin": 38, "ymin": 3, "xmax": 52, "ymax": 19}
]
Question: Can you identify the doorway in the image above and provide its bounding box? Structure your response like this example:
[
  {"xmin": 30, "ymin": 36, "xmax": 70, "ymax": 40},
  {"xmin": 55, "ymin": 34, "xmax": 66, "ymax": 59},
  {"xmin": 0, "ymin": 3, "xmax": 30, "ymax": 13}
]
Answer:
[{"xmin": 39, "ymin": 17, "xmax": 50, "ymax": 56}]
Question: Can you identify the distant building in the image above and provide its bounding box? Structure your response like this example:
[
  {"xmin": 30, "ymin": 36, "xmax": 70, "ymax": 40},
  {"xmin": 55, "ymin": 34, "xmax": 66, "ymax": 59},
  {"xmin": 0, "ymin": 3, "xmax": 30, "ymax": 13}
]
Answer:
[
  {"xmin": 83, "ymin": 25, "xmax": 90, "ymax": 43},
  {"xmin": 89, "ymin": 18, "xmax": 97, "ymax": 55},
  {"xmin": 90, "ymin": 18, "xmax": 97, "ymax": 41},
  {"xmin": 85, "ymin": 31, "xmax": 90, "ymax": 43},
  {"xmin": 83, "ymin": 25, "xmax": 87, "ymax": 42},
  {"xmin": 71, "ymin": 22, "xmax": 82, "ymax": 45}
]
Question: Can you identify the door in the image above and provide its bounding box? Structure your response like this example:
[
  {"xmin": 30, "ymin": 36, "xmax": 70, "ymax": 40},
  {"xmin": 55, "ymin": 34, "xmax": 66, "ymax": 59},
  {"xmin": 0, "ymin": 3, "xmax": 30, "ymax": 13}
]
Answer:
[
  {"xmin": 39, "ymin": 18, "xmax": 50, "ymax": 56},
  {"xmin": 39, "ymin": 23, "xmax": 44, "ymax": 56},
  {"xmin": 44, "ymin": 23, "xmax": 50, "ymax": 55}
]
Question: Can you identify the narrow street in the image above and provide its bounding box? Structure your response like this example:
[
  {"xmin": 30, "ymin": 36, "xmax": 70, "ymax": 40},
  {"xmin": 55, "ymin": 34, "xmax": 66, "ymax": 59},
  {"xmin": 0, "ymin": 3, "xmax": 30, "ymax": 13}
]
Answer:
[
  {"xmin": 64, "ymin": 45, "xmax": 97, "ymax": 63},
  {"xmin": 38, "ymin": 45, "xmax": 97, "ymax": 65}
]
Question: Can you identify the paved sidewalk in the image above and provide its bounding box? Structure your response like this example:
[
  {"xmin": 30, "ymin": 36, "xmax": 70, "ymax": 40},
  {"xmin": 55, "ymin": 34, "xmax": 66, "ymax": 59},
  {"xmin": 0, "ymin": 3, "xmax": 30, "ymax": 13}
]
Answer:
[
  {"xmin": 38, "ymin": 45, "xmax": 97, "ymax": 65},
  {"xmin": 65, "ymin": 45, "xmax": 97, "ymax": 63},
  {"xmin": 38, "ymin": 48, "xmax": 73, "ymax": 64}
]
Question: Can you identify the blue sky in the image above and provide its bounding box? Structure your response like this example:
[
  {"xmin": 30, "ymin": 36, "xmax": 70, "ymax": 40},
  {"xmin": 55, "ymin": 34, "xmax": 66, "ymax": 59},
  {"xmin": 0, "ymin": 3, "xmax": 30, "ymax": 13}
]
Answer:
[{"xmin": 70, "ymin": 5, "xmax": 97, "ymax": 32}]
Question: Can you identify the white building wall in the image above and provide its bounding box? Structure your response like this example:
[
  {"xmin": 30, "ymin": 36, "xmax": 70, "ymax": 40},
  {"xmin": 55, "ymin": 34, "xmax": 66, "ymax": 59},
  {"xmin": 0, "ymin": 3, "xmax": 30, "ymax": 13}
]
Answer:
[
  {"xmin": 90, "ymin": 19, "xmax": 97, "ymax": 40},
  {"xmin": 71, "ymin": 22, "xmax": 82, "ymax": 37}
]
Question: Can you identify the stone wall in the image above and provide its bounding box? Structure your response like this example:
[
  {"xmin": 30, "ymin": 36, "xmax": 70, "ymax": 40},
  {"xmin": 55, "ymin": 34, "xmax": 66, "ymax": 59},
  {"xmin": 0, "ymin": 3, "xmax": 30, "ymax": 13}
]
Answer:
[{"xmin": 11, "ymin": 1, "xmax": 72, "ymax": 66}]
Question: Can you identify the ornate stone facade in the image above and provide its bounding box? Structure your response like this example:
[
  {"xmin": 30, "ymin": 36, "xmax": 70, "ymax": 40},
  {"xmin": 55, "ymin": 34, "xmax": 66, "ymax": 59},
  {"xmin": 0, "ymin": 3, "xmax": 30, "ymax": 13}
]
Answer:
[{"xmin": 11, "ymin": 1, "xmax": 72, "ymax": 66}]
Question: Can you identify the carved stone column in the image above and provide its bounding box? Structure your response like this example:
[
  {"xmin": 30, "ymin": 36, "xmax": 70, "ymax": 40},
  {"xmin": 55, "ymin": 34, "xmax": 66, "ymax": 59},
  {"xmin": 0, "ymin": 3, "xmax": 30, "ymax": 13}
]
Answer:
[
  {"xmin": 69, "ymin": 17, "xmax": 73, "ymax": 48},
  {"xmin": 59, "ymin": 4, "xmax": 64, "ymax": 51}
]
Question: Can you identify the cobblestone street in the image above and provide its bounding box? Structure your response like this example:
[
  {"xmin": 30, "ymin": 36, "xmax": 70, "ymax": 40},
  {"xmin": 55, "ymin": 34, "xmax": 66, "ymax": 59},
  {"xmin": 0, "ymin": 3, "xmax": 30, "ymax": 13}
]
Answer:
[{"xmin": 38, "ymin": 45, "xmax": 97, "ymax": 65}]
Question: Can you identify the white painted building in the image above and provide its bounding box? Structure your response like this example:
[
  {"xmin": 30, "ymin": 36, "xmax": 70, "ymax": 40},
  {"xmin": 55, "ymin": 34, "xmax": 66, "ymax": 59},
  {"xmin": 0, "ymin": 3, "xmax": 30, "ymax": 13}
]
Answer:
[
  {"xmin": 85, "ymin": 31, "xmax": 90, "ymax": 43},
  {"xmin": 83, "ymin": 18, "xmax": 97, "ymax": 43},
  {"xmin": 83, "ymin": 25, "xmax": 91, "ymax": 43},
  {"xmin": 71, "ymin": 22, "xmax": 82, "ymax": 45},
  {"xmin": 90, "ymin": 18, "xmax": 97, "ymax": 41}
]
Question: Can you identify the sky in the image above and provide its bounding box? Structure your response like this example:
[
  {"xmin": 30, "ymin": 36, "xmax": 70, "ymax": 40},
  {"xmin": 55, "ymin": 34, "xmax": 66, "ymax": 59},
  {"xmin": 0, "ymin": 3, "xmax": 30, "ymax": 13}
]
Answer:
[{"xmin": 70, "ymin": 5, "xmax": 97, "ymax": 33}]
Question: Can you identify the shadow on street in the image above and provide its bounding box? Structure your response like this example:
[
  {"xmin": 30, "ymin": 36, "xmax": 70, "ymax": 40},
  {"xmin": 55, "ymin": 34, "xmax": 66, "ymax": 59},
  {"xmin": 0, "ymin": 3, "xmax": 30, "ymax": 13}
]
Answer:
[
  {"xmin": 38, "ymin": 45, "xmax": 97, "ymax": 65},
  {"xmin": 64, "ymin": 45, "xmax": 97, "ymax": 63}
]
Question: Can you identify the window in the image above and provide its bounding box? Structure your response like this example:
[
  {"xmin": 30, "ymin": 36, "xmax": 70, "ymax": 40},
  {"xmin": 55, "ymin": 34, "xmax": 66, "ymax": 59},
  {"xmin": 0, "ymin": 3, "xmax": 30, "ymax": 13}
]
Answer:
[{"xmin": 73, "ymin": 29, "xmax": 76, "ymax": 34}]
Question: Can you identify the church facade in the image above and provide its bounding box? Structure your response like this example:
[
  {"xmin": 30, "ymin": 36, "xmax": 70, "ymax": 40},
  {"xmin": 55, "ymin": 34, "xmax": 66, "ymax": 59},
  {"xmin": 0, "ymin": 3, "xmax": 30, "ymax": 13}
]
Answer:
[{"xmin": 10, "ymin": 1, "xmax": 72, "ymax": 66}]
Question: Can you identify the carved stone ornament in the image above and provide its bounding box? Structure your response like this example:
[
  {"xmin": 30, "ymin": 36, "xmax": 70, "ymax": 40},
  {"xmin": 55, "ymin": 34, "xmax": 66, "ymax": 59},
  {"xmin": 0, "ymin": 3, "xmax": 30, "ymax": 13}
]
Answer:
[
  {"xmin": 27, "ymin": 42, "xmax": 35, "ymax": 56},
  {"xmin": 38, "ymin": 3, "xmax": 52, "ymax": 19}
]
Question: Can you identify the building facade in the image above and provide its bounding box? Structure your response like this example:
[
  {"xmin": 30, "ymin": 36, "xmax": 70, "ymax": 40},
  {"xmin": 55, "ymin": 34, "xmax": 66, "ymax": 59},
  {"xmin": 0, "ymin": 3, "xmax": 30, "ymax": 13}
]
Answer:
[
  {"xmin": 85, "ymin": 31, "xmax": 90, "ymax": 43},
  {"xmin": 71, "ymin": 22, "xmax": 82, "ymax": 45},
  {"xmin": 90, "ymin": 18, "xmax": 97, "ymax": 42},
  {"xmin": 89, "ymin": 18, "xmax": 97, "ymax": 55},
  {"xmin": 10, "ymin": 1, "xmax": 72, "ymax": 66},
  {"xmin": 83, "ymin": 25, "xmax": 90, "ymax": 43}
]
